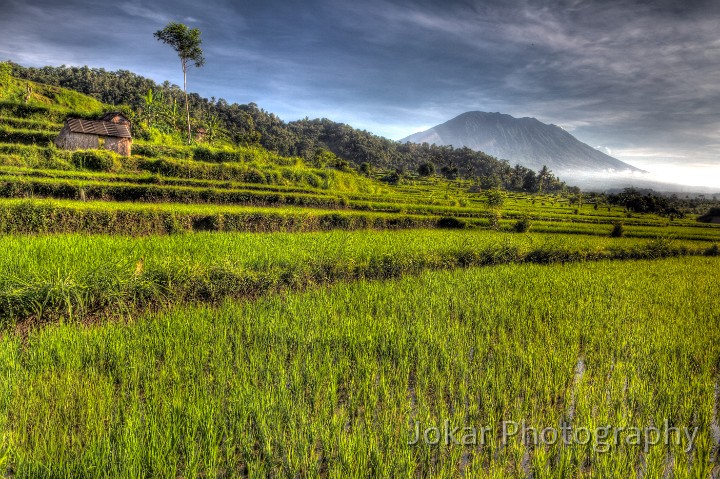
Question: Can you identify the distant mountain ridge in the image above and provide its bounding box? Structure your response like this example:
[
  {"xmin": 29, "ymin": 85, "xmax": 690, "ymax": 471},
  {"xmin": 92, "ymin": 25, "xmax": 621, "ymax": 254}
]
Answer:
[{"xmin": 402, "ymin": 111, "xmax": 644, "ymax": 175}]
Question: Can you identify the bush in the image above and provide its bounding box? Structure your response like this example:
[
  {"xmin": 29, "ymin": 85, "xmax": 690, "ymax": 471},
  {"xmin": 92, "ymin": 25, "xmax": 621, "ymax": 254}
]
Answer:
[
  {"xmin": 486, "ymin": 189, "xmax": 505, "ymax": 208},
  {"xmin": 489, "ymin": 211, "xmax": 502, "ymax": 231},
  {"xmin": 381, "ymin": 171, "xmax": 401, "ymax": 185},
  {"xmin": 610, "ymin": 222, "xmax": 625, "ymax": 238},
  {"xmin": 417, "ymin": 162, "xmax": 435, "ymax": 176},
  {"xmin": 643, "ymin": 236, "xmax": 678, "ymax": 258},
  {"xmin": 132, "ymin": 144, "xmax": 191, "ymax": 160},
  {"xmin": 71, "ymin": 150, "xmax": 121, "ymax": 172},
  {"xmin": 697, "ymin": 207, "xmax": 720, "ymax": 223},
  {"xmin": 513, "ymin": 217, "xmax": 531, "ymax": 233},
  {"xmin": 0, "ymin": 62, "xmax": 12, "ymax": 89},
  {"xmin": 437, "ymin": 217, "xmax": 466, "ymax": 229},
  {"xmin": 193, "ymin": 146, "xmax": 245, "ymax": 163},
  {"xmin": 245, "ymin": 168, "xmax": 266, "ymax": 184}
]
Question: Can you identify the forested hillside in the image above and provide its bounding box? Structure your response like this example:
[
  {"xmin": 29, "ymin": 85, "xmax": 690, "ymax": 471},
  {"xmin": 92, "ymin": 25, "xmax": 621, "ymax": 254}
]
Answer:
[{"xmin": 9, "ymin": 63, "xmax": 567, "ymax": 192}]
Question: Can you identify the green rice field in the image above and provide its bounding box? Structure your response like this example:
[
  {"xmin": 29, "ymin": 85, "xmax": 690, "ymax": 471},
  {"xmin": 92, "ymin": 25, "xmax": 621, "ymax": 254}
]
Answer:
[{"xmin": 0, "ymin": 77, "xmax": 719, "ymax": 478}]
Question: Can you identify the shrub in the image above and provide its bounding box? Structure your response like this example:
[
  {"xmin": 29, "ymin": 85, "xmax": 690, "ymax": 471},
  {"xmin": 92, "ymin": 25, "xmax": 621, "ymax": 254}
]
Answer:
[
  {"xmin": 697, "ymin": 207, "xmax": 720, "ymax": 223},
  {"xmin": 381, "ymin": 171, "xmax": 400, "ymax": 185},
  {"xmin": 513, "ymin": 217, "xmax": 531, "ymax": 233},
  {"xmin": 244, "ymin": 168, "xmax": 266, "ymax": 184},
  {"xmin": 610, "ymin": 222, "xmax": 624, "ymax": 238},
  {"xmin": 193, "ymin": 146, "xmax": 245, "ymax": 163},
  {"xmin": 70, "ymin": 150, "xmax": 121, "ymax": 172},
  {"xmin": 437, "ymin": 217, "xmax": 466, "ymax": 229},
  {"xmin": 643, "ymin": 236, "xmax": 678, "ymax": 258},
  {"xmin": 417, "ymin": 162, "xmax": 435, "ymax": 176},
  {"xmin": 0, "ymin": 62, "xmax": 11, "ymax": 88},
  {"xmin": 489, "ymin": 211, "xmax": 502, "ymax": 231},
  {"xmin": 486, "ymin": 189, "xmax": 505, "ymax": 208},
  {"xmin": 132, "ymin": 144, "xmax": 190, "ymax": 159}
]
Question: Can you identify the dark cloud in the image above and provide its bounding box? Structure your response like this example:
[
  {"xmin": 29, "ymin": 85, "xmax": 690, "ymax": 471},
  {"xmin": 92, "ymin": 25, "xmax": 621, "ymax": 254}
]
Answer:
[{"xmin": 1, "ymin": 0, "xmax": 719, "ymax": 185}]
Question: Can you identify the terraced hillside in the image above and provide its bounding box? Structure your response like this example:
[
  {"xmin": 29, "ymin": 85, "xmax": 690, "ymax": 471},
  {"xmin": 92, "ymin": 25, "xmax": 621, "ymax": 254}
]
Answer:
[{"xmin": 1, "ymin": 73, "xmax": 719, "ymax": 477}]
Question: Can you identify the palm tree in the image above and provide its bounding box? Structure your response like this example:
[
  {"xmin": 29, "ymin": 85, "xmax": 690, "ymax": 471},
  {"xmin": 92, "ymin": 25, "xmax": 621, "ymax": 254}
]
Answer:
[{"xmin": 537, "ymin": 165, "xmax": 552, "ymax": 193}]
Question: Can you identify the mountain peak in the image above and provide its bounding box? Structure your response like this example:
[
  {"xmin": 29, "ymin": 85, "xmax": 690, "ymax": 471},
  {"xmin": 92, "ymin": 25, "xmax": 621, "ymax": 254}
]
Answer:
[{"xmin": 402, "ymin": 111, "xmax": 643, "ymax": 175}]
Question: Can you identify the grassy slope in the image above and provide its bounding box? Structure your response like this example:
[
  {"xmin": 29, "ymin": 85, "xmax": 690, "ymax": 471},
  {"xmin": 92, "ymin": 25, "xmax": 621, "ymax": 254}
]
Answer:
[
  {"xmin": 0, "ymin": 76, "xmax": 383, "ymax": 195},
  {"xmin": 0, "ymin": 76, "xmax": 105, "ymax": 115}
]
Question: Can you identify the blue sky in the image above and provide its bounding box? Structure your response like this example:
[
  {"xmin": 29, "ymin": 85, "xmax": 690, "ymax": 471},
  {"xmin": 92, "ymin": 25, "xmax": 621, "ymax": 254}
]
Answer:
[{"xmin": 2, "ymin": 0, "xmax": 720, "ymax": 187}]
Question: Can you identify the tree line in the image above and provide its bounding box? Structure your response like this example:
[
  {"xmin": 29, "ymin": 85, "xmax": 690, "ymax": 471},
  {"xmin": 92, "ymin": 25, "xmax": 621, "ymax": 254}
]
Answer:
[{"xmin": 9, "ymin": 62, "xmax": 567, "ymax": 192}]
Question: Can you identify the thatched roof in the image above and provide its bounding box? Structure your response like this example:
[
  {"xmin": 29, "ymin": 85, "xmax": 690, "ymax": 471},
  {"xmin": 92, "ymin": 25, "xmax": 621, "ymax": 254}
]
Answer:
[{"xmin": 65, "ymin": 118, "xmax": 131, "ymax": 139}]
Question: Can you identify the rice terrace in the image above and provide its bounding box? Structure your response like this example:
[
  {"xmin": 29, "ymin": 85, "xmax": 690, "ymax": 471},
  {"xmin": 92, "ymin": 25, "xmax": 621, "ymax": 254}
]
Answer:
[{"xmin": 1, "ymin": 2, "xmax": 720, "ymax": 478}]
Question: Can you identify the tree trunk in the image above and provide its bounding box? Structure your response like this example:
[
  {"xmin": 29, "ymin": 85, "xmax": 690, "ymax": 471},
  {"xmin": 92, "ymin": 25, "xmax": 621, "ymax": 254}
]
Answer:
[{"xmin": 182, "ymin": 59, "xmax": 191, "ymax": 145}]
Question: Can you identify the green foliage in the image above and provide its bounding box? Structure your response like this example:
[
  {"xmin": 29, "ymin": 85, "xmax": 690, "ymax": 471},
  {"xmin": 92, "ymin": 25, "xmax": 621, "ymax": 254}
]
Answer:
[
  {"xmin": 0, "ymin": 62, "xmax": 11, "ymax": 88},
  {"xmin": 310, "ymin": 147, "xmax": 337, "ymax": 168},
  {"xmin": 697, "ymin": 207, "xmax": 720, "ymax": 223},
  {"xmin": 70, "ymin": 150, "xmax": 122, "ymax": 172},
  {"xmin": 611, "ymin": 221, "xmax": 625, "ymax": 238},
  {"xmin": 486, "ymin": 188, "xmax": 505, "ymax": 208},
  {"xmin": 153, "ymin": 23, "xmax": 205, "ymax": 70},
  {"xmin": 0, "ymin": 199, "xmax": 435, "ymax": 237},
  {"xmin": 607, "ymin": 188, "xmax": 685, "ymax": 217},
  {"xmin": 436, "ymin": 216, "xmax": 466, "ymax": 229},
  {"xmin": 0, "ymin": 125, "xmax": 56, "ymax": 144},
  {"xmin": 359, "ymin": 162, "xmax": 372, "ymax": 175},
  {"xmin": 9, "ymin": 64, "xmax": 569, "ymax": 189},
  {"xmin": 192, "ymin": 146, "xmax": 246, "ymax": 163},
  {"xmin": 131, "ymin": 143, "xmax": 191, "ymax": 160},
  {"xmin": 154, "ymin": 22, "xmax": 205, "ymax": 144},
  {"xmin": 417, "ymin": 161, "xmax": 435, "ymax": 176},
  {"xmin": 0, "ymin": 227, "xmax": 713, "ymax": 324},
  {"xmin": 513, "ymin": 216, "xmax": 532, "ymax": 233},
  {"xmin": 488, "ymin": 211, "xmax": 502, "ymax": 230},
  {"xmin": 0, "ymin": 144, "xmax": 72, "ymax": 169},
  {"xmin": 381, "ymin": 171, "xmax": 401, "ymax": 185}
]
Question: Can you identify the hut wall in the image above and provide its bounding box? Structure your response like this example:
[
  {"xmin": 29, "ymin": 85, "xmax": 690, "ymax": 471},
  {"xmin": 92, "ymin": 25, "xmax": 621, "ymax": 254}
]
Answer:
[
  {"xmin": 105, "ymin": 137, "xmax": 132, "ymax": 156},
  {"xmin": 55, "ymin": 127, "xmax": 131, "ymax": 156},
  {"xmin": 55, "ymin": 128, "xmax": 100, "ymax": 150}
]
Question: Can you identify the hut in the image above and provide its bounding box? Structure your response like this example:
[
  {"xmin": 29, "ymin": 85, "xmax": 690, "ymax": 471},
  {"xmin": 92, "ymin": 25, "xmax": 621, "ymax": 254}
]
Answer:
[{"xmin": 55, "ymin": 112, "xmax": 132, "ymax": 156}]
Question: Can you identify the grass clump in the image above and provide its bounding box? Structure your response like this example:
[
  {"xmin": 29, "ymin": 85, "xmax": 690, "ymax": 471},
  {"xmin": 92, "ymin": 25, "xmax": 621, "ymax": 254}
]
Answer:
[{"xmin": 70, "ymin": 149, "xmax": 122, "ymax": 172}]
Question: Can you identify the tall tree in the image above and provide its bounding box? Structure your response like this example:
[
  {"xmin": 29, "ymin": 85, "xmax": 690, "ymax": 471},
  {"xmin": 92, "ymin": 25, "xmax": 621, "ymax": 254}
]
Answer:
[
  {"xmin": 537, "ymin": 165, "xmax": 552, "ymax": 193},
  {"xmin": 153, "ymin": 22, "xmax": 205, "ymax": 144}
]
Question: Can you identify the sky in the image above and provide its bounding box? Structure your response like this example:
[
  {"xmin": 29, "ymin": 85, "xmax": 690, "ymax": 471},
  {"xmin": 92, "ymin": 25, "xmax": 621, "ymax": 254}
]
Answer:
[{"xmin": 1, "ymin": 0, "xmax": 720, "ymax": 188}]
